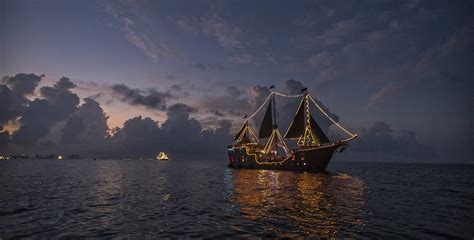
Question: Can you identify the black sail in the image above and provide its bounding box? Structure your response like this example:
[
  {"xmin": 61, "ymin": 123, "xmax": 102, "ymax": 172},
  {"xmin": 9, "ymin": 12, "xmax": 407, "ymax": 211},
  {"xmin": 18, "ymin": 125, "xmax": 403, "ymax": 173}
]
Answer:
[
  {"xmin": 284, "ymin": 98, "xmax": 305, "ymax": 139},
  {"xmin": 310, "ymin": 115, "xmax": 330, "ymax": 144},
  {"xmin": 259, "ymin": 102, "xmax": 273, "ymax": 138},
  {"xmin": 239, "ymin": 131, "xmax": 252, "ymax": 144},
  {"xmin": 234, "ymin": 121, "xmax": 247, "ymax": 140}
]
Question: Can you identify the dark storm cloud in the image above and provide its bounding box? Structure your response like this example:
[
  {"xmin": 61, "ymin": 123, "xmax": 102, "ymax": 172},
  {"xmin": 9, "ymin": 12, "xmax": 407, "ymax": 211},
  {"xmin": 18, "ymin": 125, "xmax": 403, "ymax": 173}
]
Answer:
[
  {"xmin": 61, "ymin": 98, "xmax": 109, "ymax": 144},
  {"xmin": 12, "ymin": 77, "xmax": 80, "ymax": 144},
  {"xmin": 166, "ymin": 103, "xmax": 196, "ymax": 117},
  {"xmin": 226, "ymin": 86, "xmax": 243, "ymax": 98},
  {"xmin": 110, "ymin": 84, "xmax": 173, "ymax": 110},
  {"xmin": 207, "ymin": 109, "xmax": 225, "ymax": 117},
  {"xmin": 3, "ymin": 73, "xmax": 43, "ymax": 95},
  {"xmin": 109, "ymin": 103, "xmax": 232, "ymax": 157},
  {"xmin": 0, "ymin": 73, "xmax": 436, "ymax": 161},
  {"xmin": 0, "ymin": 73, "xmax": 233, "ymax": 157},
  {"xmin": 109, "ymin": 116, "xmax": 162, "ymax": 157},
  {"xmin": 0, "ymin": 126, "xmax": 9, "ymax": 144},
  {"xmin": 0, "ymin": 85, "xmax": 14, "ymax": 124},
  {"xmin": 349, "ymin": 121, "xmax": 434, "ymax": 159},
  {"xmin": 60, "ymin": 115, "xmax": 83, "ymax": 144},
  {"xmin": 194, "ymin": 85, "xmax": 250, "ymax": 122},
  {"xmin": 0, "ymin": 73, "xmax": 43, "ymax": 125},
  {"xmin": 170, "ymin": 84, "xmax": 182, "ymax": 91},
  {"xmin": 199, "ymin": 94, "xmax": 250, "ymax": 118}
]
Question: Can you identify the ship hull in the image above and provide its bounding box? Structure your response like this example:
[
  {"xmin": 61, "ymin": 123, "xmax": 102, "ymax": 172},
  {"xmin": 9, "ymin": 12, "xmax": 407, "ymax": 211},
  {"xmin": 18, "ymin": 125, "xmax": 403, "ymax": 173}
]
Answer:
[{"xmin": 228, "ymin": 143, "xmax": 345, "ymax": 172}]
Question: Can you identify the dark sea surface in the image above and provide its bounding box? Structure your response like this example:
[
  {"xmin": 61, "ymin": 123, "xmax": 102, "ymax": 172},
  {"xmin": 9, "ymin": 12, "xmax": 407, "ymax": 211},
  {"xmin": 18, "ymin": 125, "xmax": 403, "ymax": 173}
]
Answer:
[{"xmin": 0, "ymin": 159, "xmax": 473, "ymax": 239}]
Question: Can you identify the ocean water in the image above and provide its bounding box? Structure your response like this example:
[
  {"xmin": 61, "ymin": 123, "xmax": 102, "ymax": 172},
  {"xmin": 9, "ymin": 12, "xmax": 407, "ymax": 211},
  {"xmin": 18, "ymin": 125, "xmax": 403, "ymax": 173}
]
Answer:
[{"xmin": 0, "ymin": 159, "xmax": 473, "ymax": 239}]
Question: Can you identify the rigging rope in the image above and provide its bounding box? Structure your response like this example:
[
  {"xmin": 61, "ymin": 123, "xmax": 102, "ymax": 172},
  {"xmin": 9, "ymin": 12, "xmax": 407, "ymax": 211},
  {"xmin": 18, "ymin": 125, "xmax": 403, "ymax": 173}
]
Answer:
[
  {"xmin": 244, "ymin": 90, "xmax": 357, "ymax": 142},
  {"xmin": 246, "ymin": 92, "xmax": 302, "ymax": 121},
  {"xmin": 272, "ymin": 92, "xmax": 305, "ymax": 98},
  {"xmin": 308, "ymin": 95, "xmax": 357, "ymax": 138},
  {"xmin": 245, "ymin": 93, "xmax": 273, "ymax": 120}
]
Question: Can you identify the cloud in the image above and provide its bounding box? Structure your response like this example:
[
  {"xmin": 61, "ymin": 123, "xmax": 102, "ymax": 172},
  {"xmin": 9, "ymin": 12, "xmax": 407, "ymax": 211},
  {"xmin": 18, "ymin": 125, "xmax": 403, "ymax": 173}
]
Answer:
[
  {"xmin": 105, "ymin": 3, "xmax": 177, "ymax": 62},
  {"xmin": 306, "ymin": 51, "xmax": 334, "ymax": 70},
  {"xmin": 0, "ymin": 127, "xmax": 9, "ymax": 144},
  {"xmin": 229, "ymin": 53, "xmax": 253, "ymax": 64},
  {"xmin": 12, "ymin": 77, "xmax": 80, "ymax": 144},
  {"xmin": 0, "ymin": 74, "xmax": 234, "ymax": 158},
  {"xmin": 350, "ymin": 121, "xmax": 434, "ymax": 159},
  {"xmin": 170, "ymin": 84, "xmax": 182, "ymax": 91},
  {"xmin": 248, "ymin": 85, "xmax": 271, "ymax": 110},
  {"xmin": 226, "ymin": 86, "xmax": 243, "ymax": 98},
  {"xmin": 193, "ymin": 63, "xmax": 207, "ymax": 71},
  {"xmin": 0, "ymin": 73, "xmax": 441, "ymax": 162},
  {"xmin": 3, "ymin": 73, "xmax": 43, "ymax": 95},
  {"xmin": 192, "ymin": 63, "xmax": 225, "ymax": 71},
  {"xmin": 61, "ymin": 98, "xmax": 110, "ymax": 144},
  {"xmin": 0, "ymin": 73, "xmax": 43, "ymax": 125},
  {"xmin": 207, "ymin": 109, "xmax": 225, "ymax": 117},
  {"xmin": 177, "ymin": 14, "xmax": 244, "ymax": 50},
  {"xmin": 193, "ymin": 85, "xmax": 251, "ymax": 122},
  {"xmin": 317, "ymin": 17, "xmax": 366, "ymax": 46},
  {"xmin": 110, "ymin": 84, "xmax": 173, "ymax": 110},
  {"xmin": 109, "ymin": 116, "xmax": 162, "ymax": 157},
  {"xmin": 122, "ymin": 19, "xmax": 163, "ymax": 61},
  {"xmin": 369, "ymin": 82, "xmax": 401, "ymax": 108},
  {"xmin": 282, "ymin": 79, "xmax": 304, "ymax": 94},
  {"xmin": 201, "ymin": 14, "xmax": 244, "ymax": 49},
  {"xmin": 108, "ymin": 103, "xmax": 232, "ymax": 157},
  {"xmin": 285, "ymin": 3, "xmax": 474, "ymax": 110}
]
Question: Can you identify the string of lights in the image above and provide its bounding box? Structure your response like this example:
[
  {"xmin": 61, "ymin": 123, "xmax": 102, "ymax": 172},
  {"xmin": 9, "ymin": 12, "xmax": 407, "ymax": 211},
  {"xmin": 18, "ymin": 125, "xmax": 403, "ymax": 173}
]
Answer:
[
  {"xmin": 308, "ymin": 95, "xmax": 357, "ymax": 138},
  {"xmin": 243, "ymin": 90, "xmax": 357, "ymax": 143},
  {"xmin": 245, "ymin": 93, "xmax": 273, "ymax": 120},
  {"xmin": 272, "ymin": 92, "xmax": 305, "ymax": 98}
]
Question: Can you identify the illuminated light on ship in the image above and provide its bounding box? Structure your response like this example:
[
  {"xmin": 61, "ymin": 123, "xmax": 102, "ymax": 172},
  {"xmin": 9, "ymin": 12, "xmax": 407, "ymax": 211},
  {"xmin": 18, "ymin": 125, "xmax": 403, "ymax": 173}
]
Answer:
[
  {"xmin": 157, "ymin": 152, "xmax": 169, "ymax": 161},
  {"xmin": 227, "ymin": 87, "xmax": 357, "ymax": 171}
]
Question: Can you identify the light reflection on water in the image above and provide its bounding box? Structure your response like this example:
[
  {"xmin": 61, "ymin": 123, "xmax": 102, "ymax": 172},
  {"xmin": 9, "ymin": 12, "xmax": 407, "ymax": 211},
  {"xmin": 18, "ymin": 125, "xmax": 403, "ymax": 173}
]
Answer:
[
  {"xmin": 1, "ymin": 160, "xmax": 472, "ymax": 238},
  {"xmin": 225, "ymin": 169, "xmax": 365, "ymax": 238}
]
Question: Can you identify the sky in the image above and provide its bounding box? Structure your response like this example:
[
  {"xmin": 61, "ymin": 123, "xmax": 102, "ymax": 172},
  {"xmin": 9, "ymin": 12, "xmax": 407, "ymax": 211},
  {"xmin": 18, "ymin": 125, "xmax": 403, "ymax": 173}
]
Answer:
[{"xmin": 0, "ymin": 0, "xmax": 473, "ymax": 162}]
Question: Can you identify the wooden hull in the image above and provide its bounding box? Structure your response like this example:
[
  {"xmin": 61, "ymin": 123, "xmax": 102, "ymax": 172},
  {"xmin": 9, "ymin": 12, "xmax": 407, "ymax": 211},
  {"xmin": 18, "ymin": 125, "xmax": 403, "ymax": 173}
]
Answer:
[{"xmin": 228, "ymin": 143, "xmax": 346, "ymax": 172}]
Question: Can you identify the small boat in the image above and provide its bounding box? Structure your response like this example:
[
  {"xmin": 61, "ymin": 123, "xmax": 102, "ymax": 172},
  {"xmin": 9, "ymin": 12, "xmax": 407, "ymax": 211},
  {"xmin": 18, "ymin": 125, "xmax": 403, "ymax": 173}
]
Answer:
[
  {"xmin": 228, "ymin": 87, "xmax": 357, "ymax": 171},
  {"xmin": 57, "ymin": 155, "xmax": 64, "ymax": 160},
  {"xmin": 157, "ymin": 152, "xmax": 169, "ymax": 161}
]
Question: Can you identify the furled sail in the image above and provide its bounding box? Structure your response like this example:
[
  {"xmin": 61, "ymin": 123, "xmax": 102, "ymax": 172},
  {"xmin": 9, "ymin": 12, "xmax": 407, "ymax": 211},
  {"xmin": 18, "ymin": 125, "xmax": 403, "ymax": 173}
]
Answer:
[
  {"xmin": 284, "ymin": 98, "xmax": 305, "ymax": 139},
  {"xmin": 259, "ymin": 102, "xmax": 273, "ymax": 138},
  {"xmin": 310, "ymin": 116, "xmax": 330, "ymax": 144}
]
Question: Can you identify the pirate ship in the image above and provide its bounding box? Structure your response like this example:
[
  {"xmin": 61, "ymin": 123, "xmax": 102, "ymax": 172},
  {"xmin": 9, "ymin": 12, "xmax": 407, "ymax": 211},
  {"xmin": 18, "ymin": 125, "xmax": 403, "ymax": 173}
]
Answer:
[
  {"xmin": 157, "ymin": 152, "xmax": 169, "ymax": 161},
  {"xmin": 228, "ymin": 87, "xmax": 357, "ymax": 171}
]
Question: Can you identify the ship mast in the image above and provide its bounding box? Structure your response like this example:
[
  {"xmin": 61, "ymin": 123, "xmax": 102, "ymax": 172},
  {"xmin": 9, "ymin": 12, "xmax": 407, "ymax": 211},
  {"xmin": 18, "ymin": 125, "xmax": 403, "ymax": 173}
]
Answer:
[
  {"xmin": 237, "ymin": 85, "xmax": 357, "ymax": 150},
  {"xmin": 258, "ymin": 86, "xmax": 289, "ymax": 156},
  {"xmin": 272, "ymin": 89, "xmax": 278, "ymax": 153},
  {"xmin": 298, "ymin": 92, "xmax": 318, "ymax": 146}
]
